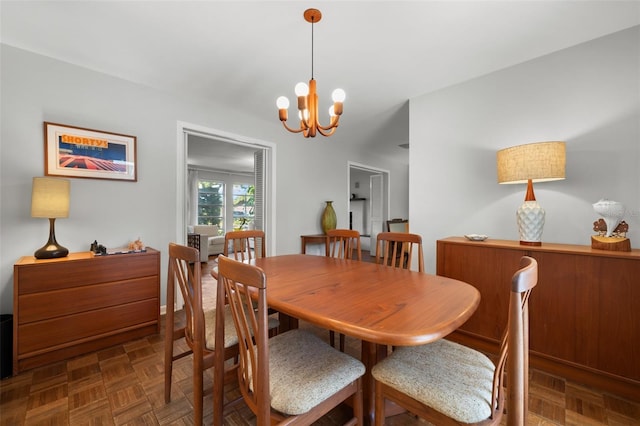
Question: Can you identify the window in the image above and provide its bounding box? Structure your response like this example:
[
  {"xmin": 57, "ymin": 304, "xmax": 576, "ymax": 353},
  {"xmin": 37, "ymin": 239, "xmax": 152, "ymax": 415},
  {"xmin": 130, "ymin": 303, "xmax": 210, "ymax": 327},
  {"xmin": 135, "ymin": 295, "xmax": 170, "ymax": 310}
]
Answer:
[
  {"xmin": 232, "ymin": 184, "xmax": 255, "ymax": 230},
  {"xmin": 197, "ymin": 180, "xmax": 224, "ymax": 228},
  {"xmin": 196, "ymin": 180, "xmax": 255, "ymax": 231}
]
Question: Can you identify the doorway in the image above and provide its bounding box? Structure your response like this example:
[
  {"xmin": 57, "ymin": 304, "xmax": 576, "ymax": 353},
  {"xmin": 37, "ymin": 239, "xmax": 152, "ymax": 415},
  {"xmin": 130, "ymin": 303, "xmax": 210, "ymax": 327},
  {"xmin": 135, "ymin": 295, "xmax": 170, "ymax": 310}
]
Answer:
[
  {"xmin": 176, "ymin": 121, "xmax": 276, "ymax": 254},
  {"xmin": 347, "ymin": 162, "xmax": 390, "ymax": 253}
]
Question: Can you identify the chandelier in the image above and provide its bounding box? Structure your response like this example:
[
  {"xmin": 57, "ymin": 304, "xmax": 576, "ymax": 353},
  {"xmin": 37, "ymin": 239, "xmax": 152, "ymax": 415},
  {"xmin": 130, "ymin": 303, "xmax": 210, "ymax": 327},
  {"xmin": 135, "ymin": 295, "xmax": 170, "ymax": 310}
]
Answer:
[{"xmin": 276, "ymin": 8, "xmax": 345, "ymax": 138}]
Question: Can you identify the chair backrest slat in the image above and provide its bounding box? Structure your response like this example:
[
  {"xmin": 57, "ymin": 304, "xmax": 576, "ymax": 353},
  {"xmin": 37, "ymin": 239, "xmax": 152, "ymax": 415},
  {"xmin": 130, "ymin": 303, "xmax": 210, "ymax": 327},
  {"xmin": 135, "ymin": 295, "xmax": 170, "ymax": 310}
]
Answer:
[
  {"xmin": 326, "ymin": 229, "xmax": 362, "ymax": 260},
  {"xmin": 224, "ymin": 230, "xmax": 266, "ymax": 262},
  {"xmin": 375, "ymin": 232, "xmax": 424, "ymax": 272}
]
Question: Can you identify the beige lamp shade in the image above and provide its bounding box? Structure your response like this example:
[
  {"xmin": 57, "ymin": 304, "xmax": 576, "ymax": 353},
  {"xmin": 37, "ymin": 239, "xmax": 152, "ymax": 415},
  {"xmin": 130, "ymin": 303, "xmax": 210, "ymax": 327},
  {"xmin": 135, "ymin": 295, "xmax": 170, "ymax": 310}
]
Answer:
[
  {"xmin": 497, "ymin": 141, "xmax": 566, "ymax": 184},
  {"xmin": 31, "ymin": 177, "xmax": 70, "ymax": 218}
]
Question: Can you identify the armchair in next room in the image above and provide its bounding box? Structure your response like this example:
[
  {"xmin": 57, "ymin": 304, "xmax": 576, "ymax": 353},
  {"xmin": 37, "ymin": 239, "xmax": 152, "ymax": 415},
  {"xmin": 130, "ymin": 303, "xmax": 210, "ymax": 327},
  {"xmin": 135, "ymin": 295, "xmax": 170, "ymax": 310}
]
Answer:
[{"xmin": 187, "ymin": 225, "xmax": 225, "ymax": 262}]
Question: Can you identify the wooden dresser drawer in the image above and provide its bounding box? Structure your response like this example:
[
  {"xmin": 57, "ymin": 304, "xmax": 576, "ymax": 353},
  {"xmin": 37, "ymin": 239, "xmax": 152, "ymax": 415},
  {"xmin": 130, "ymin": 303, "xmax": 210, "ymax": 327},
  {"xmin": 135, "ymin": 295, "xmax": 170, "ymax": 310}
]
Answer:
[
  {"xmin": 16, "ymin": 252, "xmax": 158, "ymax": 294},
  {"xmin": 18, "ymin": 276, "xmax": 158, "ymax": 324},
  {"xmin": 17, "ymin": 299, "xmax": 158, "ymax": 355}
]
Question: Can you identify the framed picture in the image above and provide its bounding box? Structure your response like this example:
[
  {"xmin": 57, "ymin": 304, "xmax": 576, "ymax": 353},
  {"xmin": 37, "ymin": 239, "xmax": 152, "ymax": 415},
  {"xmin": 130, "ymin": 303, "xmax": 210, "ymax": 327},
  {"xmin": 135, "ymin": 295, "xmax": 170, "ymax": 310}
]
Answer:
[{"xmin": 44, "ymin": 122, "xmax": 137, "ymax": 182}]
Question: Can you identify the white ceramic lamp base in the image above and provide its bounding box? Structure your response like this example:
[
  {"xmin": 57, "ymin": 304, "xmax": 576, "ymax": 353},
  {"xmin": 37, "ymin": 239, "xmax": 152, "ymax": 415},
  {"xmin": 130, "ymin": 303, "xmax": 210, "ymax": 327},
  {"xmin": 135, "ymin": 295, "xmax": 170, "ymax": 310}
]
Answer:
[{"xmin": 517, "ymin": 200, "xmax": 545, "ymax": 246}]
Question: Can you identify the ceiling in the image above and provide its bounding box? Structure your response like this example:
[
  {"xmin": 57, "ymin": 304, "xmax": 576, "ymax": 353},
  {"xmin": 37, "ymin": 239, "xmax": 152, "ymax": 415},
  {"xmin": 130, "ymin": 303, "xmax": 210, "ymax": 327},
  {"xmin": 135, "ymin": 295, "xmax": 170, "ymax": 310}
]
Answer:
[
  {"xmin": 188, "ymin": 135, "xmax": 258, "ymax": 173},
  {"xmin": 2, "ymin": 1, "xmax": 639, "ymax": 165}
]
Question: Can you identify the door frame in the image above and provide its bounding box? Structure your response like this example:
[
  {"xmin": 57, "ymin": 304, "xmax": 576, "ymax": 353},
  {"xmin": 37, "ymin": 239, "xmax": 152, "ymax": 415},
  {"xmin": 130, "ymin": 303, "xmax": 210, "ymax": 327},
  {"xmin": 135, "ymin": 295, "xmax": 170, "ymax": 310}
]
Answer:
[
  {"xmin": 176, "ymin": 121, "xmax": 277, "ymax": 254},
  {"xmin": 347, "ymin": 161, "xmax": 390, "ymax": 251}
]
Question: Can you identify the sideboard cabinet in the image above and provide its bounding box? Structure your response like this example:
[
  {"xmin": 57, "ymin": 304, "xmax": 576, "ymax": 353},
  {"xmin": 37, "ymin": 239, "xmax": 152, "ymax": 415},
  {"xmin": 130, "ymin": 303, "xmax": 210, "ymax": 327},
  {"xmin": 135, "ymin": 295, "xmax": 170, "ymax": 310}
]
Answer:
[
  {"xmin": 13, "ymin": 249, "xmax": 160, "ymax": 375},
  {"xmin": 436, "ymin": 237, "xmax": 639, "ymax": 401}
]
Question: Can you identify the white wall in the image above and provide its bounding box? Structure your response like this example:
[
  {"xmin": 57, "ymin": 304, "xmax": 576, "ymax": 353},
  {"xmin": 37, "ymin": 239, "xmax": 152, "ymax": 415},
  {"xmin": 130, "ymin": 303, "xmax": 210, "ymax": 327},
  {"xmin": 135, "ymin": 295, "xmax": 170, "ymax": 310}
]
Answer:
[
  {"xmin": 0, "ymin": 45, "xmax": 409, "ymax": 313},
  {"xmin": 410, "ymin": 26, "xmax": 640, "ymax": 273}
]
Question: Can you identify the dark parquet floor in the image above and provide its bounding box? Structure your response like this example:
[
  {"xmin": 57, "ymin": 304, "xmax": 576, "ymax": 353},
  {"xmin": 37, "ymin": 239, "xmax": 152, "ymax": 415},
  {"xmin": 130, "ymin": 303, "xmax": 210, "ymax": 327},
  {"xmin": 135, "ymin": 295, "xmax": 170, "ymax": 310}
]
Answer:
[{"xmin": 1, "ymin": 253, "xmax": 639, "ymax": 425}]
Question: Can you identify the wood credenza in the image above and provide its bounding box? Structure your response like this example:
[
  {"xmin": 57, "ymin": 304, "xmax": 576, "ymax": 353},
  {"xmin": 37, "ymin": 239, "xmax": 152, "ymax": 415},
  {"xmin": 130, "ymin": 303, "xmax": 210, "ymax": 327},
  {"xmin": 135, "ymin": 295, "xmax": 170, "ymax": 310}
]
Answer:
[
  {"xmin": 436, "ymin": 237, "xmax": 639, "ymax": 402},
  {"xmin": 13, "ymin": 248, "xmax": 160, "ymax": 375}
]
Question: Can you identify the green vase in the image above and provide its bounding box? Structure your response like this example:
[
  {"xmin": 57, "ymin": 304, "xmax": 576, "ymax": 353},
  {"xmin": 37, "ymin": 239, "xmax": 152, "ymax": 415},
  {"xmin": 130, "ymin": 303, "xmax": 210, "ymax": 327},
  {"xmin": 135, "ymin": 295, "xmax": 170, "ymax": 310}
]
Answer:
[{"xmin": 321, "ymin": 201, "xmax": 337, "ymax": 234}]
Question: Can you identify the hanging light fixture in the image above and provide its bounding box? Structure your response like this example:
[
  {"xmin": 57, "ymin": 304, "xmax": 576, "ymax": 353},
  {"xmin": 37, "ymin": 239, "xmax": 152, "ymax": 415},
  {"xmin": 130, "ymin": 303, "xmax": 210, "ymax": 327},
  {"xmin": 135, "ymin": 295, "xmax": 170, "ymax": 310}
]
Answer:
[{"xmin": 276, "ymin": 8, "xmax": 345, "ymax": 138}]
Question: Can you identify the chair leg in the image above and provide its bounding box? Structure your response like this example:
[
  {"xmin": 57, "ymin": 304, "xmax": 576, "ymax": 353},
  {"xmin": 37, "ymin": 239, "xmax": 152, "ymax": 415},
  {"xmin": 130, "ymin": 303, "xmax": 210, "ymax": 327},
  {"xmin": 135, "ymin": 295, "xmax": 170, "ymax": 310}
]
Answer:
[
  {"xmin": 163, "ymin": 334, "xmax": 173, "ymax": 403},
  {"xmin": 352, "ymin": 378, "xmax": 364, "ymax": 425},
  {"xmin": 164, "ymin": 300, "xmax": 175, "ymax": 403},
  {"xmin": 329, "ymin": 330, "xmax": 346, "ymax": 352},
  {"xmin": 374, "ymin": 379, "xmax": 385, "ymax": 426},
  {"xmin": 193, "ymin": 353, "xmax": 204, "ymax": 426}
]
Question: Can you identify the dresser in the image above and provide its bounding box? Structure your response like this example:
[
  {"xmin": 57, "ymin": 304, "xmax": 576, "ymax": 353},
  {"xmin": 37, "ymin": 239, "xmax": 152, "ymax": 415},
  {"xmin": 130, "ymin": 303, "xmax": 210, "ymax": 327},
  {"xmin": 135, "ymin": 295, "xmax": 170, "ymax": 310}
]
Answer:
[
  {"xmin": 13, "ymin": 249, "xmax": 160, "ymax": 375},
  {"xmin": 436, "ymin": 237, "xmax": 639, "ymax": 402}
]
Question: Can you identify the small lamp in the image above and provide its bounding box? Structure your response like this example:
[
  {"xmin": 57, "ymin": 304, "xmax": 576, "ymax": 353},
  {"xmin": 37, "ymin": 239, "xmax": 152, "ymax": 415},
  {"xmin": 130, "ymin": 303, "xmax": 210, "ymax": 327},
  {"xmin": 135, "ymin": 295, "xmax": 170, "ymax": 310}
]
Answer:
[
  {"xmin": 31, "ymin": 177, "xmax": 70, "ymax": 259},
  {"xmin": 497, "ymin": 141, "xmax": 566, "ymax": 246}
]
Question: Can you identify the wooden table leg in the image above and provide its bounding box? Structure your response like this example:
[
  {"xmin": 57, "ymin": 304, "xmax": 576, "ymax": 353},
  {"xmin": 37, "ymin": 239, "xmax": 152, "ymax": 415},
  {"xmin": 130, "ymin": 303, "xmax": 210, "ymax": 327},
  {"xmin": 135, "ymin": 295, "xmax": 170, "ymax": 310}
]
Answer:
[
  {"xmin": 360, "ymin": 341, "xmax": 388, "ymax": 425},
  {"xmin": 276, "ymin": 312, "xmax": 298, "ymax": 333}
]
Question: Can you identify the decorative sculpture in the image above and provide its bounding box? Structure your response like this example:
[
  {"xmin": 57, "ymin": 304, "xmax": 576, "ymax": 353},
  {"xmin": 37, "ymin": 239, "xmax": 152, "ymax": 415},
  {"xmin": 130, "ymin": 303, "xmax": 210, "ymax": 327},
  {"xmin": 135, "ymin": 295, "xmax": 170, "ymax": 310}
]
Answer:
[{"xmin": 591, "ymin": 199, "xmax": 630, "ymax": 251}]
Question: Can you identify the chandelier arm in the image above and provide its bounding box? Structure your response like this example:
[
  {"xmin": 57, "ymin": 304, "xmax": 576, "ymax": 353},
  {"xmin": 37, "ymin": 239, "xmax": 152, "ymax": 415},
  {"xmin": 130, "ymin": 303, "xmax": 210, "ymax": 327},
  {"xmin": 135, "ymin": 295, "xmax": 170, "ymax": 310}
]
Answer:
[
  {"xmin": 281, "ymin": 121, "xmax": 307, "ymax": 134},
  {"xmin": 316, "ymin": 126, "xmax": 338, "ymax": 137},
  {"xmin": 317, "ymin": 119, "xmax": 340, "ymax": 132}
]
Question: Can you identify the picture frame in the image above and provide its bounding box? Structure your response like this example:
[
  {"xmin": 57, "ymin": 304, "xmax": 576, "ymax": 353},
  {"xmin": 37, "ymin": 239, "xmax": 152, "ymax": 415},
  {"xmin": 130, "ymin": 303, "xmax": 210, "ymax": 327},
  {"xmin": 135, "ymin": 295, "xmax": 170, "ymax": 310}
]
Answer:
[{"xmin": 44, "ymin": 122, "xmax": 137, "ymax": 182}]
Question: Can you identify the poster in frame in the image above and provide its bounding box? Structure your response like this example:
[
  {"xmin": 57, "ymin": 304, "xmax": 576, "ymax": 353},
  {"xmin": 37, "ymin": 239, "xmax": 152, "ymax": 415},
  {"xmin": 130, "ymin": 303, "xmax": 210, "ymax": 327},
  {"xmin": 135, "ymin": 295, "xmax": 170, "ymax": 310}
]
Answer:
[{"xmin": 44, "ymin": 122, "xmax": 137, "ymax": 182}]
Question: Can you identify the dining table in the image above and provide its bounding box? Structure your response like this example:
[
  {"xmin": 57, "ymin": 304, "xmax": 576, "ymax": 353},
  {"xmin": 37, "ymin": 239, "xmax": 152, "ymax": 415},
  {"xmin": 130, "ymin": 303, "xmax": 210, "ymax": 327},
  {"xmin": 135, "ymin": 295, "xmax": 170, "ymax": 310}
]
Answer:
[{"xmin": 213, "ymin": 254, "xmax": 481, "ymax": 425}]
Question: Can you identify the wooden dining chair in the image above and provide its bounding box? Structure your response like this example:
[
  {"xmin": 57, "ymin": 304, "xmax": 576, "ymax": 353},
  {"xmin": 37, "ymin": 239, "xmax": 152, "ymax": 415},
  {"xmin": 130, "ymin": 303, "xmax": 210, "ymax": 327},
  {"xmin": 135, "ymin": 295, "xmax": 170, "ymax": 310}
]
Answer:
[
  {"xmin": 217, "ymin": 255, "xmax": 366, "ymax": 426},
  {"xmin": 210, "ymin": 229, "xmax": 266, "ymax": 280},
  {"xmin": 221, "ymin": 229, "xmax": 281, "ymax": 323},
  {"xmin": 375, "ymin": 231, "xmax": 425, "ymax": 272},
  {"xmin": 224, "ymin": 229, "xmax": 266, "ymax": 261},
  {"xmin": 163, "ymin": 243, "xmax": 242, "ymax": 426},
  {"xmin": 326, "ymin": 228, "xmax": 362, "ymax": 260},
  {"xmin": 386, "ymin": 218, "xmax": 409, "ymax": 233},
  {"xmin": 372, "ymin": 256, "xmax": 538, "ymax": 426}
]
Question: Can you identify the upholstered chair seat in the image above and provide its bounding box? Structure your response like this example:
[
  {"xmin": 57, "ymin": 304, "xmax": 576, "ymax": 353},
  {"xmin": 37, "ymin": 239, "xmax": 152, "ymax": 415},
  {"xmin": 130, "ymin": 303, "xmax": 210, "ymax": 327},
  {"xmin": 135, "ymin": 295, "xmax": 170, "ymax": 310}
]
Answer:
[
  {"xmin": 266, "ymin": 329, "xmax": 365, "ymax": 415},
  {"xmin": 372, "ymin": 339, "xmax": 495, "ymax": 423}
]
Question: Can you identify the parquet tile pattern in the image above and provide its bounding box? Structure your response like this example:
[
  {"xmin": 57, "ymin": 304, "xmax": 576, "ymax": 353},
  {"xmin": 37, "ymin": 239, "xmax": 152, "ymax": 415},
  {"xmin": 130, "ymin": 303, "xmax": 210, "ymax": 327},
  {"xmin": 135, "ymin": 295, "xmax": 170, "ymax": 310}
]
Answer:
[{"xmin": 1, "ymin": 254, "xmax": 638, "ymax": 425}]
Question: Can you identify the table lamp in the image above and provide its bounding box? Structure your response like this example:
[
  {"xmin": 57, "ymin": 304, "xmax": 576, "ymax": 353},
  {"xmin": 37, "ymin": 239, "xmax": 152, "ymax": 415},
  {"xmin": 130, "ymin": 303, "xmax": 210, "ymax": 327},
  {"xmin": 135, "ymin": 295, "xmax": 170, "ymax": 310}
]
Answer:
[
  {"xmin": 497, "ymin": 141, "xmax": 566, "ymax": 246},
  {"xmin": 31, "ymin": 177, "xmax": 70, "ymax": 259}
]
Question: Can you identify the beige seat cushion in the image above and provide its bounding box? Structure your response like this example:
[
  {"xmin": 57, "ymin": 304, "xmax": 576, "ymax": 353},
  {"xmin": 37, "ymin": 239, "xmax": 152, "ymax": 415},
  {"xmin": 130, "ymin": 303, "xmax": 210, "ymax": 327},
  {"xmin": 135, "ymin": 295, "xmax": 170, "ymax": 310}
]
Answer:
[
  {"xmin": 372, "ymin": 339, "xmax": 495, "ymax": 424},
  {"xmin": 266, "ymin": 329, "xmax": 365, "ymax": 415}
]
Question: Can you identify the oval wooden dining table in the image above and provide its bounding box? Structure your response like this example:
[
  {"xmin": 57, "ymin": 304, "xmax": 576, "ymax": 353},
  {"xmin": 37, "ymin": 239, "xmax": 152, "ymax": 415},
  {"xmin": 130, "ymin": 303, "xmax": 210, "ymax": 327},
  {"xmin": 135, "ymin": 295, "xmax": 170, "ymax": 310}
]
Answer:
[{"xmin": 213, "ymin": 254, "xmax": 480, "ymax": 425}]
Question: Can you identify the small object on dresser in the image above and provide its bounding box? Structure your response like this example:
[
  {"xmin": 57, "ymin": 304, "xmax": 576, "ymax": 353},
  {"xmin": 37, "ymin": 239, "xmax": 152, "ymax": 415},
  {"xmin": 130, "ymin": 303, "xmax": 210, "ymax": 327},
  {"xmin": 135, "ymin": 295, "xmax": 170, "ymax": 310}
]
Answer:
[
  {"xmin": 90, "ymin": 240, "xmax": 107, "ymax": 255},
  {"xmin": 591, "ymin": 199, "xmax": 630, "ymax": 251},
  {"xmin": 128, "ymin": 237, "xmax": 145, "ymax": 251},
  {"xmin": 464, "ymin": 234, "xmax": 489, "ymax": 241}
]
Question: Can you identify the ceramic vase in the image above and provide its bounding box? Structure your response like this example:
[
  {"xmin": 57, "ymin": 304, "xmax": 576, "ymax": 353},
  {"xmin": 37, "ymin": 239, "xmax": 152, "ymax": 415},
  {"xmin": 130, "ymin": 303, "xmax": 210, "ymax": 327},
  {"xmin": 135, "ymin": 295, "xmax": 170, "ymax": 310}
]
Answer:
[
  {"xmin": 516, "ymin": 200, "xmax": 545, "ymax": 244},
  {"xmin": 321, "ymin": 201, "xmax": 337, "ymax": 234}
]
